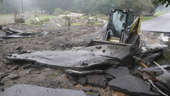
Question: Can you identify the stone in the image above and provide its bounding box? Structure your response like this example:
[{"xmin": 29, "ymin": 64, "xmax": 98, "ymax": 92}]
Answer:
[
  {"xmin": 86, "ymin": 75, "xmax": 107, "ymax": 87},
  {"xmin": 0, "ymin": 84, "xmax": 87, "ymax": 96},
  {"xmin": 105, "ymin": 67, "xmax": 130, "ymax": 78},
  {"xmin": 7, "ymin": 74, "xmax": 19, "ymax": 80}
]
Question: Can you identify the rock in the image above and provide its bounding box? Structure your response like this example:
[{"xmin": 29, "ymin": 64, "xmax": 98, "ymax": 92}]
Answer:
[
  {"xmin": 10, "ymin": 66, "xmax": 19, "ymax": 71},
  {"xmin": 7, "ymin": 74, "xmax": 19, "ymax": 80},
  {"xmin": 86, "ymin": 75, "xmax": 107, "ymax": 87},
  {"xmin": 105, "ymin": 67, "xmax": 130, "ymax": 78},
  {"xmin": 74, "ymin": 74, "xmax": 111, "ymax": 88},
  {"xmin": 15, "ymin": 18, "xmax": 25, "ymax": 23},
  {"xmin": 19, "ymin": 69, "xmax": 31, "ymax": 76},
  {"xmin": 78, "ymin": 77, "xmax": 87, "ymax": 85},
  {"xmin": 0, "ymin": 84, "xmax": 87, "ymax": 96}
]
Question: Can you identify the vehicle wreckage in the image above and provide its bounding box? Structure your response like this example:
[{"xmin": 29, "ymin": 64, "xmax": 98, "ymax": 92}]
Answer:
[{"xmin": 6, "ymin": 9, "xmax": 170, "ymax": 96}]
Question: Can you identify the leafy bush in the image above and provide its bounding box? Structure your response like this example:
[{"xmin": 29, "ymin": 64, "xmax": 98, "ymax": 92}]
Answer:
[{"xmin": 54, "ymin": 8, "xmax": 64, "ymax": 15}]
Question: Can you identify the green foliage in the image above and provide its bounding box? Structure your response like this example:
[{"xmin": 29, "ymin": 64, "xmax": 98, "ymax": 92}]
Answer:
[
  {"xmin": 143, "ymin": 11, "xmax": 166, "ymax": 21},
  {"xmin": 64, "ymin": 11, "xmax": 71, "ymax": 15},
  {"xmin": 54, "ymin": 8, "xmax": 64, "ymax": 15},
  {"xmin": 25, "ymin": 15, "xmax": 55, "ymax": 25},
  {"xmin": 72, "ymin": 0, "xmax": 119, "ymax": 14},
  {"xmin": 120, "ymin": 0, "xmax": 154, "ymax": 14},
  {"xmin": 71, "ymin": 0, "xmax": 155, "ymax": 15},
  {"xmin": 153, "ymin": 0, "xmax": 170, "ymax": 7},
  {"xmin": 0, "ymin": 0, "xmax": 158, "ymax": 15}
]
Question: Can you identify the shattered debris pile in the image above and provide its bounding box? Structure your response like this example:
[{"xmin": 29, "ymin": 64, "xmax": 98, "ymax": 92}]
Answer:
[
  {"xmin": 1, "ymin": 11, "xmax": 170, "ymax": 96},
  {"xmin": 5, "ymin": 38, "xmax": 170, "ymax": 96}
]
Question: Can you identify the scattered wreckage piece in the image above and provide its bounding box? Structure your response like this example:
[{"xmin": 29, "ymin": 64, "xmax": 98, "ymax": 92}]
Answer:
[
  {"xmin": 141, "ymin": 31, "xmax": 169, "ymax": 50},
  {"xmin": 106, "ymin": 67, "xmax": 159, "ymax": 96},
  {"xmin": 138, "ymin": 64, "xmax": 170, "ymax": 74},
  {"xmin": 7, "ymin": 45, "xmax": 131, "ymax": 69},
  {"xmin": 0, "ymin": 84, "xmax": 87, "ymax": 96},
  {"xmin": 68, "ymin": 66, "xmax": 160, "ymax": 95},
  {"xmin": 68, "ymin": 71, "xmax": 112, "ymax": 87},
  {"xmin": 153, "ymin": 62, "xmax": 170, "ymax": 95},
  {"xmin": 0, "ymin": 26, "xmax": 47, "ymax": 39},
  {"xmin": 134, "ymin": 56, "xmax": 170, "ymax": 96},
  {"xmin": 109, "ymin": 75, "xmax": 158, "ymax": 96}
]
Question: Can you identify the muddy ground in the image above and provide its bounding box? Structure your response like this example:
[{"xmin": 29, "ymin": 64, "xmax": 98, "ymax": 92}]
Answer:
[{"xmin": 1, "ymin": 24, "xmax": 125, "ymax": 95}]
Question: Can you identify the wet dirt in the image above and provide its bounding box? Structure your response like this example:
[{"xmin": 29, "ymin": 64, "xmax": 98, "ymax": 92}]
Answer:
[{"xmin": 0, "ymin": 24, "xmax": 102, "ymax": 89}]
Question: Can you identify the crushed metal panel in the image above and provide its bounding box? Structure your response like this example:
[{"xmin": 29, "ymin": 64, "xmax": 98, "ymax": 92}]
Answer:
[
  {"xmin": 7, "ymin": 45, "xmax": 131, "ymax": 69},
  {"xmin": 0, "ymin": 84, "xmax": 87, "ymax": 96}
]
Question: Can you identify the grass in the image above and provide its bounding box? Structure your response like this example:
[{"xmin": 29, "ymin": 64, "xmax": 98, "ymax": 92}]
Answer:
[
  {"xmin": 143, "ymin": 16, "xmax": 155, "ymax": 21},
  {"xmin": 25, "ymin": 15, "xmax": 56, "ymax": 25},
  {"xmin": 38, "ymin": 15, "xmax": 56, "ymax": 20},
  {"xmin": 72, "ymin": 22, "xmax": 83, "ymax": 26},
  {"xmin": 0, "ymin": 14, "xmax": 14, "ymax": 24}
]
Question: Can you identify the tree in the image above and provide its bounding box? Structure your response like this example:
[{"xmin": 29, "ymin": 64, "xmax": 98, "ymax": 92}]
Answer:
[
  {"xmin": 120, "ymin": 0, "xmax": 155, "ymax": 15},
  {"xmin": 54, "ymin": 8, "xmax": 64, "ymax": 15},
  {"xmin": 153, "ymin": 0, "xmax": 170, "ymax": 7}
]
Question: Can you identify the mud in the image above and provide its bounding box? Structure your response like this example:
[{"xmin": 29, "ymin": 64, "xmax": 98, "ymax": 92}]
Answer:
[{"xmin": 0, "ymin": 24, "xmax": 101, "ymax": 89}]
